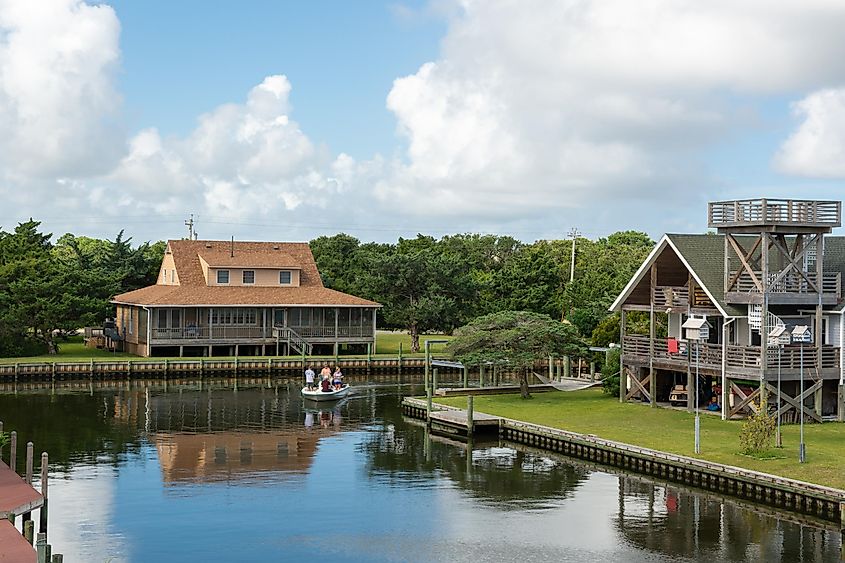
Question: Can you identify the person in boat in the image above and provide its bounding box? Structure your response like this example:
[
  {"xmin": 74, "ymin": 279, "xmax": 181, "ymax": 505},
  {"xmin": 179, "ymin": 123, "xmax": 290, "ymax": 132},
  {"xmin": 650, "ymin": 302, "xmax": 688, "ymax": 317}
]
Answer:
[
  {"xmin": 333, "ymin": 366, "xmax": 343, "ymax": 389},
  {"xmin": 320, "ymin": 365, "xmax": 332, "ymax": 382},
  {"xmin": 320, "ymin": 376, "xmax": 332, "ymax": 392},
  {"xmin": 304, "ymin": 366, "xmax": 316, "ymax": 390}
]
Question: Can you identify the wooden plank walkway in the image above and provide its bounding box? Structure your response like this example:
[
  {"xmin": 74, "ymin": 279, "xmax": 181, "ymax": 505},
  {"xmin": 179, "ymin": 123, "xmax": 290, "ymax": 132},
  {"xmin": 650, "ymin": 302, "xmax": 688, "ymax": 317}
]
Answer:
[
  {"xmin": 435, "ymin": 384, "xmax": 558, "ymax": 396},
  {"xmin": 0, "ymin": 520, "xmax": 35, "ymax": 563},
  {"xmin": 0, "ymin": 461, "xmax": 42, "ymax": 518},
  {"xmin": 429, "ymin": 409, "xmax": 500, "ymax": 428}
]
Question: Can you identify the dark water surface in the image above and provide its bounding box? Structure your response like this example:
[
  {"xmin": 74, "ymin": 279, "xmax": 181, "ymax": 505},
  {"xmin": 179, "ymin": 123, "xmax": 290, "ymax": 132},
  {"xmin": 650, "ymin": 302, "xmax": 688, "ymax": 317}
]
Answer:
[{"xmin": 0, "ymin": 377, "xmax": 841, "ymax": 562}]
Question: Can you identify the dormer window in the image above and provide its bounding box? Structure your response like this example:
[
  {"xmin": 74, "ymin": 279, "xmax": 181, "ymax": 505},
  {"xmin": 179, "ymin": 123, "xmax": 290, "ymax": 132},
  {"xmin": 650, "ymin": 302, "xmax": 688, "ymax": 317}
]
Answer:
[
  {"xmin": 279, "ymin": 270, "xmax": 292, "ymax": 285},
  {"xmin": 243, "ymin": 270, "xmax": 255, "ymax": 284},
  {"xmin": 217, "ymin": 270, "xmax": 230, "ymax": 284}
]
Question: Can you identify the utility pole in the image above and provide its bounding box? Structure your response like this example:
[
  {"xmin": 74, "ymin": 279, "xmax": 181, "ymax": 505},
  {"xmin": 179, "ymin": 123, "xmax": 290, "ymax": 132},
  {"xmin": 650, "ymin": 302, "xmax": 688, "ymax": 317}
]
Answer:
[
  {"xmin": 568, "ymin": 228, "xmax": 580, "ymax": 282},
  {"xmin": 185, "ymin": 214, "xmax": 196, "ymax": 240}
]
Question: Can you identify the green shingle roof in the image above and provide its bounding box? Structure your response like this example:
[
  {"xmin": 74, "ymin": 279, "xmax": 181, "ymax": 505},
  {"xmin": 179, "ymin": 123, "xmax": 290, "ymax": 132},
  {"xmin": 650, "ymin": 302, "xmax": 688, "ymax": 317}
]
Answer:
[{"xmin": 665, "ymin": 234, "xmax": 744, "ymax": 317}]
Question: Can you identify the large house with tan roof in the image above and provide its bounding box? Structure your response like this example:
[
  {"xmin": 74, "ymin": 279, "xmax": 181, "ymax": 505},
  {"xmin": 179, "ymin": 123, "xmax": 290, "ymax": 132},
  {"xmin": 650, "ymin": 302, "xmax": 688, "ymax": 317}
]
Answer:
[{"xmin": 112, "ymin": 239, "xmax": 380, "ymax": 357}]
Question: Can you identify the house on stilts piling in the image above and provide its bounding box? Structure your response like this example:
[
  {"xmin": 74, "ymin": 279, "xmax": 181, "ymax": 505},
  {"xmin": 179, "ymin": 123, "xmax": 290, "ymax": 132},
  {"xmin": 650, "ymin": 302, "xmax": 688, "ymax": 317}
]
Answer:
[
  {"xmin": 610, "ymin": 198, "xmax": 845, "ymax": 422},
  {"xmin": 111, "ymin": 239, "xmax": 380, "ymax": 357}
]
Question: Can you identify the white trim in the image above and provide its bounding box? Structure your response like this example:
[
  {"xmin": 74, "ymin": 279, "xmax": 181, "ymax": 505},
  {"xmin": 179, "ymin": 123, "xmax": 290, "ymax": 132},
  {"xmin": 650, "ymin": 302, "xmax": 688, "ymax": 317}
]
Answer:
[{"xmin": 609, "ymin": 236, "xmax": 669, "ymax": 312}]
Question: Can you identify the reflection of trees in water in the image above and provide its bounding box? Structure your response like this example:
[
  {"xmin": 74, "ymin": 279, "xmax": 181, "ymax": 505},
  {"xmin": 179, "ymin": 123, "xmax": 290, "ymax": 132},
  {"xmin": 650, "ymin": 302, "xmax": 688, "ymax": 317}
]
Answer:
[
  {"xmin": 617, "ymin": 478, "xmax": 841, "ymax": 562},
  {"xmin": 357, "ymin": 417, "xmax": 590, "ymax": 506},
  {"xmin": 0, "ymin": 392, "xmax": 143, "ymax": 469}
]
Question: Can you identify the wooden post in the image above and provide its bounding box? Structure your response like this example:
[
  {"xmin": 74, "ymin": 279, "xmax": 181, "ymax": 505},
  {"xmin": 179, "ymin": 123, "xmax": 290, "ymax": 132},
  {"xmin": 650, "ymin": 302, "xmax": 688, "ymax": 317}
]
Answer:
[
  {"xmin": 25, "ymin": 442, "xmax": 33, "ymax": 484},
  {"xmin": 467, "ymin": 395, "xmax": 474, "ymax": 436},
  {"xmin": 548, "ymin": 355, "xmax": 553, "ymax": 381},
  {"xmin": 426, "ymin": 385, "xmax": 433, "ymax": 423},
  {"xmin": 24, "ymin": 520, "xmax": 34, "ymax": 544},
  {"xmin": 840, "ymin": 502, "xmax": 845, "ymax": 545},
  {"xmin": 649, "ymin": 263, "xmax": 656, "ymax": 407},
  {"xmin": 10, "ymin": 431, "xmax": 17, "ymax": 473},
  {"xmin": 839, "ymin": 384, "xmax": 845, "ymax": 423},
  {"xmin": 433, "ymin": 368, "xmax": 438, "ymax": 392},
  {"xmin": 760, "ymin": 233, "xmax": 769, "ymax": 414},
  {"xmin": 564, "ymin": 356, "xmax": 571, "ymax": 379},
  {"xmin": 39, "ymin": 452, "xmax": 48, "ymax": 536},
  {"xmin": 462, "ymin": 366, "xmax": 468, "ymax": 388},
  {"xmin": 620, "ymin": 309, "xmax": 627, "ymax": 402},
  {"xmin": 815, "ymin": 385, "xmax": 823, "ymax": 418},
  {"xmin": 555, "ymin": 361, "xmax": 561, "ymax": 381},
  {"xmin": 51, "ymin": 554, "xmax": 63, "ymax": 563},
  {"xmin": 590, "ymin": 361, "xmax": 596, "ymax": 381},
  {"xmin": 479, "ymin": 365, "xmax": 485, "ymax": 387},
  {"xmin": 398, "ymin": 343, "xmax": 403, "ymax": 375},
  {"xmin": 36, "ymin": 533, "xmax": 47, "ymax": 563}
]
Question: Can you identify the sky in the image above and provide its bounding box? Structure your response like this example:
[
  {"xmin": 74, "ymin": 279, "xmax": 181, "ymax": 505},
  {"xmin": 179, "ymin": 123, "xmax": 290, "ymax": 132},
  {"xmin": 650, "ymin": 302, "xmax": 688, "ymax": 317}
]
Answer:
[{"xmin": 2, "ymin": 0, "xmax": 845, "ymax": 245}]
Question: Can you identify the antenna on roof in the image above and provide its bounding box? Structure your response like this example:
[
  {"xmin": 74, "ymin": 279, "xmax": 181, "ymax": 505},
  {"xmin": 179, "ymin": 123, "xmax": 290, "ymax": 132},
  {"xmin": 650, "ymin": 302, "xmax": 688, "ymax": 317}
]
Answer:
[
  {"xmin": 185, "ymin": 214, "xmax": 196, "ymax": 240},
  {"xmin": 231, "ymin": 236, "xmax": 234, "ymax": 258}
]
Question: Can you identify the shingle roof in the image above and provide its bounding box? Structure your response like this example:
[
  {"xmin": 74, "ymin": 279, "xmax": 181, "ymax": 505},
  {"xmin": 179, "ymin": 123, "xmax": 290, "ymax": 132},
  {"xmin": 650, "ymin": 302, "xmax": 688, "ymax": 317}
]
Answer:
[
  {"xmin": 112, "ymin": 240, "xmax": 380, "ymax": 308},
  {"xmin": 665, "ymin": 234, "xmax": 744, "ymax": 316}
]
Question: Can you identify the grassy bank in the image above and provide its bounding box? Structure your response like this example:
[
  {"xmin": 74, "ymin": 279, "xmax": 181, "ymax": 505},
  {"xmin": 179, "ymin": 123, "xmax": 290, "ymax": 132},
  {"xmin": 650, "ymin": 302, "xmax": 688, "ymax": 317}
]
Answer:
[
  {"xmin": 0, "ymin": 331, "xmax": 452, "ymax": 364},
  {"xmin": 438, "ymin": 388, "xmax": 845, "ymax": 490}
]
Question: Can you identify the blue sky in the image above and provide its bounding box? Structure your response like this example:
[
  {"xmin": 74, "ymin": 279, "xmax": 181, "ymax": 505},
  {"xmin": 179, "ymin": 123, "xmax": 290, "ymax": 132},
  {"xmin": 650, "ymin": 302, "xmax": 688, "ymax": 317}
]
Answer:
[
  {"xmin": 2, "ymin": 1, "xmax": 845, "ymax": 243},
  {"xmin": 109, "ymin": 0, "xmax": 444, "ymax": 159}
]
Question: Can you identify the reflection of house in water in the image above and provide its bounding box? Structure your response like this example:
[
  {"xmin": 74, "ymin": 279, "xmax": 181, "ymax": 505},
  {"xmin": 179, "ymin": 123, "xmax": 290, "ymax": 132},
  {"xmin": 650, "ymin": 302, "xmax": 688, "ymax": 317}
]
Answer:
[
  {"xmin": 153, "ymin": 430, "xmax": 333, "ymax": 484},
  {"xmin": 616, "ymin": 477, "xmax": 841, "ymax": 562}
]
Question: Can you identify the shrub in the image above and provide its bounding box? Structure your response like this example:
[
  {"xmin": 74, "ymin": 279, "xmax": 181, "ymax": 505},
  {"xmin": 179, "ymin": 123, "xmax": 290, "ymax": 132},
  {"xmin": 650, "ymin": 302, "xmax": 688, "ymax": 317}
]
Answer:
[
  {"xmin": 739, "ymin": 407, "xmax": 776, "ymax": 454},
  {"xmin": 601, "ymin": 348, "xmax": 620, "ymax": 397}
]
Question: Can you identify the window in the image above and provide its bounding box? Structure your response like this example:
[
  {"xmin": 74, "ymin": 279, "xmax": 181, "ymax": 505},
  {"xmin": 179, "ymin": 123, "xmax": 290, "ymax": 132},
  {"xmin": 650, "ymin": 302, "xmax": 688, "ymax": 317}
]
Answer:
[
  {"xmin": 217, "ymin": 270, "xmax": 230, "ymax": 284},
  {"xmin": 243, "ymin": 270, "xmax": 255, "ymax": 284},
  {"xmin": 279, "ymin": 270, "xmax": 292, "ymax": 285}
]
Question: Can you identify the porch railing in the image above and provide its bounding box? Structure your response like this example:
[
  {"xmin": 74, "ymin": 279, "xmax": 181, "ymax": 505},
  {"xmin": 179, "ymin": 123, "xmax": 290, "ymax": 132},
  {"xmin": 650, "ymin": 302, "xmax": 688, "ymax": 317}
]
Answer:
[
  {"xmin": 728, "ymin": 270, "xmax": 840, "ymax": 296},
  {"xmin": 623, "ymin": 335, "xmax": 840, "ymax": 372},
  {"xmin": 151, "ymin": 326, "xmax": 272, "ymax": 340}
]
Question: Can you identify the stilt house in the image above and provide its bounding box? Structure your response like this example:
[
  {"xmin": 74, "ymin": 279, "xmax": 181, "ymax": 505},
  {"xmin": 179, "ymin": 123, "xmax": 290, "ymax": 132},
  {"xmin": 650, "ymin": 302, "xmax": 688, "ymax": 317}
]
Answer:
[
  {"xmin": 610, "ymin": 199, "xmax": 845, "ymax": 421},
  {"xmin": 111, "ymin": 239, "xmax": 380, "ymax": 357}
]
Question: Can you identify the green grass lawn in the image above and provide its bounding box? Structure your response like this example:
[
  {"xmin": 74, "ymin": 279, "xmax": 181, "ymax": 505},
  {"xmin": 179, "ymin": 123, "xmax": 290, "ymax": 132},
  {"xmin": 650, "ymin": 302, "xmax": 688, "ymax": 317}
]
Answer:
[
  {"xmin": 438, "ymin": 388, "xmax": 845, "ymax": 490},
  {"xmin": 0, "ymin": 331, "xmax": 452, "ymax": 364}
]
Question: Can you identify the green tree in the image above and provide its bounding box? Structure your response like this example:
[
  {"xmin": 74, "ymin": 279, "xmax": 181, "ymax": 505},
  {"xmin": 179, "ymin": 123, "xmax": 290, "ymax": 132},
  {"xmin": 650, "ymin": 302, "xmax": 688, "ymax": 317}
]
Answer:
[{"xmin": 446, "ymin": 310, "xmax": 585, "ymax": 398}]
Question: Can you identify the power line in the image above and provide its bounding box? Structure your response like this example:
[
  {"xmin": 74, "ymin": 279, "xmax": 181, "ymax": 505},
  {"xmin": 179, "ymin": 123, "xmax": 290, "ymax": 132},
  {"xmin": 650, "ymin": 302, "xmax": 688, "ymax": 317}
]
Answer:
[{"xmin": 568, "ymin": 227, "xmax": 580, "ymax": 282}]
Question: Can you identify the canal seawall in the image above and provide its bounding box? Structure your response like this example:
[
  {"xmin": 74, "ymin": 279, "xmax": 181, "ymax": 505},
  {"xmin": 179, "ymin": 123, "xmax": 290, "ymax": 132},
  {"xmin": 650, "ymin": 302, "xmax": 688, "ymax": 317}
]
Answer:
[
  {"xmin": 402, "ymin": 397, "xmax": 845, "ymax": 528},
  {"xmin": 0, "ymin": 356, "xmax": 468, "ymax": 382}
]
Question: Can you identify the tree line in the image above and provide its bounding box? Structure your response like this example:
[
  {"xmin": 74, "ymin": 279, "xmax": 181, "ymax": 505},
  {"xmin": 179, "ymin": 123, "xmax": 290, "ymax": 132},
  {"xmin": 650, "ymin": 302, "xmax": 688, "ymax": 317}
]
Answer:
[
  {"xmin": 0, "ymin": 220, "xmax": 654, "ymax": 357},
  {"xmin": 0, "ymin": 220, "xmax": 164, "ymax": 356},
  {"xmin": 310, "ymin": 231, "xmax": 654, "ymax": 351}
]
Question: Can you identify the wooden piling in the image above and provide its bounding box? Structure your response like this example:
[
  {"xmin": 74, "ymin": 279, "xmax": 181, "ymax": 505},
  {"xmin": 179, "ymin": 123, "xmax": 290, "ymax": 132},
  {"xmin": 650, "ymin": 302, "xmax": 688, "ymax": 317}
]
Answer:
[
  {"xmin": 39, "ymin": 452, "xmax": 48, "ymax": 536},
  {"xmin": 25, "ymin": 442, "xmax": 33, "ymax": 484},
  {"xmin": 51, "ymin": 555, "xmax": 63, "ymax": 563},
  {"xmin": 564, "ymin": 356, "xmax": 571, "ymax": 378},
  {"xmin": 467, "ymin": 395, "xmax": 474, "ymax": 435},
  {"xmin": 462, "ymin": 366, "xmax": 468, "ymax": 388},
  {"xmin": 433, "ymin": 368, "xmax": 438, "ymax": 392},
  {"xmin": 24, "ymin": 519, "xmax": 34, "ymax": 544},
  {"xmin": 590, "ymin": 361, "xmax": 596, "ymax": 381},
  {"xmin": 426, "ymin": 385, "xmax": 433, "ymax": 423},
  {"xmin": 10, "ymin": 431, "xmax": 16, "ymax": 473},
  {"xmin": 398, "ymin": 343, "xmax": 403, "ymax": 375},
  {"xmin": 479, "ymin": 365, "xmax": 485, "ymax": 387},
  {"xmin": 36, "ymin": 532, "xmax": 46, "ymax": 563}
]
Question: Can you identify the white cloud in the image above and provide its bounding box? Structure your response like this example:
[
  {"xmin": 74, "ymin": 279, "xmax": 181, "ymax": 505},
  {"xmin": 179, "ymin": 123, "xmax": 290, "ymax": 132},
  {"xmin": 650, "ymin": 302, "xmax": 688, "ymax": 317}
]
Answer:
[
  {"xmin": 374, "ymin": 0, "xmax": 845, "ymax": 220},
  {"xmin": 6, "ymin": 0, "xmax": 845, "ymax": 241},
  {"xmin": 776, "ymin": 88, "xmax": 845, "ymax": 178},
  {"xmin": 0, "ymin": 0, "xmax": 123, "ymax": 181}
]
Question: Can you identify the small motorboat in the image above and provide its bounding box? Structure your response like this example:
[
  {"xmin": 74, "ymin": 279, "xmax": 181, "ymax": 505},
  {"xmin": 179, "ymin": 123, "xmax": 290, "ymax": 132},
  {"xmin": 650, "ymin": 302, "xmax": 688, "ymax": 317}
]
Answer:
[{"xmin": 301, "ymin": 384, "xmax": 351, "ymax": 401}]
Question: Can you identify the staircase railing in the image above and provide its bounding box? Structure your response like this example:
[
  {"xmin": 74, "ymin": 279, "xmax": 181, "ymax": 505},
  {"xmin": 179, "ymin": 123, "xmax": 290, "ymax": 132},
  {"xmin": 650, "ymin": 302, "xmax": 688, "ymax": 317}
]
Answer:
[{"xmin": 272, "ymin": 326, "xmax": 313, "ymax": 356}]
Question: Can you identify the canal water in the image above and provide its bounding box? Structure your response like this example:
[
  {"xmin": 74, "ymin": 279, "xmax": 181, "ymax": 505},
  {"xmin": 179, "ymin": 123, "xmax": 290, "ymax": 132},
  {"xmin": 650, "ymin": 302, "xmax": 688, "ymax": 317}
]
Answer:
[{"xmin": 0, "ymin": 377, "xmax": 841, "ymax": 562}]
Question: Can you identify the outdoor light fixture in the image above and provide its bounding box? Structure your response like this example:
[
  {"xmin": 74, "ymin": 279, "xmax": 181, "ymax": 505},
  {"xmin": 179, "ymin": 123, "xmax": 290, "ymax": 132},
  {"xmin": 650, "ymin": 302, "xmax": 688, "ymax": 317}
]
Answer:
[
  {"xmin": 682, "ymin": 316, "xmax": 709, "ymax": 454},
  {"xmin": 767, "ymin": 325, "xmax": 789, "ymax": 448},
  {"xmin": 791, "ymin": 325, "xmax": 812, "ymax": 463}
]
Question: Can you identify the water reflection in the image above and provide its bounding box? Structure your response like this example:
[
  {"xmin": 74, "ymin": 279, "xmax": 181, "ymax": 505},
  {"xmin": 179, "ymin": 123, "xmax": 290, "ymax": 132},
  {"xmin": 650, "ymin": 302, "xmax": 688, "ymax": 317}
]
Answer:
[{"xmin": 0, "ymin": 378, "xmax": 840, "ymax": 562}]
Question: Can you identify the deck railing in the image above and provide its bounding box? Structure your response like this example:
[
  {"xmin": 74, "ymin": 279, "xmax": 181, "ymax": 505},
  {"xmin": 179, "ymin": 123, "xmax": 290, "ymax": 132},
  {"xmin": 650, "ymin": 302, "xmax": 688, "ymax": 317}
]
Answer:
[
  {"xmin": 152, "ymin": 325, "xmax": 374, "ymax": 341},
  {"xmin": 623, "ymin": 335, "xmax": 840, "ymax": 372},
  {"xmin": 728, "ymin": 270, "xmax": 840, "ymax": 295},
  {"xmin": 708, "ymin": 199, "xmax": 841, "ymax": 227},
  {"xmin": 651, "ymin": 286, "xmax": 689, "ymax": 309}
]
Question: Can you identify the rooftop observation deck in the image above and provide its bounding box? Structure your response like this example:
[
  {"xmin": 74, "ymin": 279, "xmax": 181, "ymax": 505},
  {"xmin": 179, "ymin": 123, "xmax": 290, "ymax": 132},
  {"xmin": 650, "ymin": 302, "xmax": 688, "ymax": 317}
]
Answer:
[{"xmin": 708, "ymin": 199, "xmax": 841, "ymax": 232}]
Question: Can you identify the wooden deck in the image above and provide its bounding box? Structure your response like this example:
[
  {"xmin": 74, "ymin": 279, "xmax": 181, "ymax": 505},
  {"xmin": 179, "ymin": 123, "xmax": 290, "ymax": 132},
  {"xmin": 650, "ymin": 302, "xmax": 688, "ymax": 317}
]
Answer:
[
  {"xmin": 0, "ymin": 520, "xmax": 35, "ymax": 563},
  {"xmin": 0, "ymin": 461, "xmax": 42, "ymax": 519},
  {"xmin": 434, "ymin": 384, "xmax": 557, "ymax": 396},
  {"xmin": 0, "ymin": 460, "xmax": 41, "ymax": 563}
]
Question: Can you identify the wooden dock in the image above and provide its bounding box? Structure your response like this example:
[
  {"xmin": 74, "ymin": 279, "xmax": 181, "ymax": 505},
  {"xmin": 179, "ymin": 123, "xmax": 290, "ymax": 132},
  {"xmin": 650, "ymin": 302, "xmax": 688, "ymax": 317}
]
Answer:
[
  {"xmin": 0, "ymin": 460, "xmax": 42, "ymax": 563},
  {"xmin": 434, "ymin": 384, "xmax": 557, "ymax": 397},
  {"xmin": 428, "ymin": 409, "xmax": 500, "ymax": 438}
]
